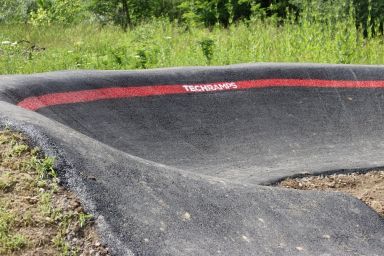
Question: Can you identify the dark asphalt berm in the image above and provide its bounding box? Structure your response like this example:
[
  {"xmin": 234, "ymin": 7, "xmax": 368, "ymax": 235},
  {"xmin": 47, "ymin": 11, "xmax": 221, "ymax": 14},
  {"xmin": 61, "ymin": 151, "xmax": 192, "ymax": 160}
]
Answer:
[{"xmin": 1, "ymin": 63, "xmax": 384, "ymax": 255}]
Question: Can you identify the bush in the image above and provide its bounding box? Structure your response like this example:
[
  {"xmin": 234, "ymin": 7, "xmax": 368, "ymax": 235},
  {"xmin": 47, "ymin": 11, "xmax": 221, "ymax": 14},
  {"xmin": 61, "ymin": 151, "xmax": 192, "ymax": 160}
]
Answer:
[
  {"xmin": 29, "ymin": 0, "xmax": 86, "ymax": 26},
  {"xmin": 0, "ymin": 0, "xmax": 36, "ymax": 23}
]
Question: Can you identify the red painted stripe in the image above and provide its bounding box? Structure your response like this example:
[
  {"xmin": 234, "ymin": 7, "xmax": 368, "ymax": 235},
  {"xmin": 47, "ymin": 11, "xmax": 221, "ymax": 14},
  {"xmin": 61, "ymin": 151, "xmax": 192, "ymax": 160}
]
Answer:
[{"xmin": 17, "ymin": 79, "xmax": 384, "ymax": 111}]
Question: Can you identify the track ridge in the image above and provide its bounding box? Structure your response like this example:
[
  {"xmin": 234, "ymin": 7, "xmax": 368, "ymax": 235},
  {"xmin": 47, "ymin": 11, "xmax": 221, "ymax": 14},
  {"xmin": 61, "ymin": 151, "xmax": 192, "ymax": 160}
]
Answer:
[{"xmin": 1, "ymin": 63, "xmax": 384, "ymax": 255}]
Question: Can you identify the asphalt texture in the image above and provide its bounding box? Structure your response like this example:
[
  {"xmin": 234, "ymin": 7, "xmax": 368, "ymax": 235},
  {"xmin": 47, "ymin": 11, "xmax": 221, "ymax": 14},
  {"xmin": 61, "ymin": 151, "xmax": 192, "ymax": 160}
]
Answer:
[{"xmin": 1, "ymin": 63, "xmax": 384, "ymax": 255}]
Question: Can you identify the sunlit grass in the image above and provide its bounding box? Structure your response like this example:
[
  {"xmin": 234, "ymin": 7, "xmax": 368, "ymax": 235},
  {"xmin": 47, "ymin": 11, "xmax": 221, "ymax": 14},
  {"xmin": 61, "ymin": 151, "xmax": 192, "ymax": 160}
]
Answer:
[{"xmin": 0, "ymin": 14, "xmax": 383, "ymax": 75}]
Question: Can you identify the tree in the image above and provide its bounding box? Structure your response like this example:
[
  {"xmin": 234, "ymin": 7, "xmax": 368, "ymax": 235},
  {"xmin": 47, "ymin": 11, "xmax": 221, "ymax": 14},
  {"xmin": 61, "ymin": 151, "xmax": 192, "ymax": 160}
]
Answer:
[
  {"xmin": 90, "ymin": 0, "xmax": 128, "ymax": 29},
  {"xmin": 121, "ymin": 0, "xmax": 131, "ymax": 31},
  {"xmin": 354, "ymin": 0, "xmax": 384, "ymax": 37},
  {"xmin": 89, "ymin": 0, "xmax": 181, "ymax": 30},
  {"xmin": 28, "ymin": 0, "xmax": 86, "ymax": 26},
  {"xmin": 0, "ymin": 0, "xmax": 36, "ymax": 23}
]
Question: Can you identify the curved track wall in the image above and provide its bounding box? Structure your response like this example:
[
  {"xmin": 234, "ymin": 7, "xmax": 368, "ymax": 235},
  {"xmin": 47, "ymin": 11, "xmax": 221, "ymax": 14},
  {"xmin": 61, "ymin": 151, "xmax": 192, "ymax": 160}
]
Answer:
[{"xmin": 1, "ymin": 63, "xmax": 384, "ymax": 255}]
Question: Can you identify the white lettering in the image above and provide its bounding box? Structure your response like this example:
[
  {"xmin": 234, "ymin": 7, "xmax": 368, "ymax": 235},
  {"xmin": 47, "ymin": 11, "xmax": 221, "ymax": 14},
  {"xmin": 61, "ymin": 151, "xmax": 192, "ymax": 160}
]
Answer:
[{"xmin": 182, "ymin": 82, "xmax": 238, "ymax": 93}]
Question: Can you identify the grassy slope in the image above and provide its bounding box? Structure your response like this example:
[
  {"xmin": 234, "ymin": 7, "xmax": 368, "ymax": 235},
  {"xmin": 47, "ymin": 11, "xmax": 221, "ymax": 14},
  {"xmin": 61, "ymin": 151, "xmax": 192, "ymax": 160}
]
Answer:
[
  {"xmin": 0, "ymin": 17, "xmax": 383, "ymax": 75},
  {"xmin": 0, "ymin": 129, "xmax": 109, "ymax": 255}
]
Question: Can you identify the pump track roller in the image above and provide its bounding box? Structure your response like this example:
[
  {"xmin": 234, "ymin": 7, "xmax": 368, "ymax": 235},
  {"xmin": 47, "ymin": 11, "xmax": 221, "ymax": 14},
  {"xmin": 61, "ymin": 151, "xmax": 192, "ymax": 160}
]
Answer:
[{"xmin": 1, "ymin": 63, "xmax": 384, "ymax": 255}]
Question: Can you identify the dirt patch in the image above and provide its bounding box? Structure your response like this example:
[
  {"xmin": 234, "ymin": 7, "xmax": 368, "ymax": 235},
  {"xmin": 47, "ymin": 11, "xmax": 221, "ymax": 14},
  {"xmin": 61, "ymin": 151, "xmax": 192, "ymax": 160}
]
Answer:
[
  {"xmin": 279, "ymin": 171, "xmax": 384, "ymax": 217},
  {"xmin": 0, "ymin": 129, "xmax": 110, "ymax": 255}
]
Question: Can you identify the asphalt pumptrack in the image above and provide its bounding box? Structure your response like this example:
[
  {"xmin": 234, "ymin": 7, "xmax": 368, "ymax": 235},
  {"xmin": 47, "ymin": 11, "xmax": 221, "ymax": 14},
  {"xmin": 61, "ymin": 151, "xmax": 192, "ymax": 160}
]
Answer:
[{"xmin": 0, "ymin": 63, "xmax": 384, "ymax": 255}]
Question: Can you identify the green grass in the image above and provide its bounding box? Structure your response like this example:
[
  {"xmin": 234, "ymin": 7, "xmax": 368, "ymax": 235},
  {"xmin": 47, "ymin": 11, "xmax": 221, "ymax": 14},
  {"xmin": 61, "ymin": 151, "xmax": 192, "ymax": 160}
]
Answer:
[
  {"xmin": 0, "ymin": 203, "xmax": 26, "ymax": 254},
  {"xmin": 0, "ymin": 15, "xmax": 384, "ymax": 74},
  {"xmin": 0, "ymin": 129, "xmax": 102, "ymax": 255}
]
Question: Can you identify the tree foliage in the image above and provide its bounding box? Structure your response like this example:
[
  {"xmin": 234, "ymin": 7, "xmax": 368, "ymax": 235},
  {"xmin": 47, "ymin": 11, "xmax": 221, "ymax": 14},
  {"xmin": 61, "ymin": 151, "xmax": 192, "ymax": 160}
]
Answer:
[
  {"xmin": 29, "ymin": 0, "xmax": 85, "ymax": 25},
  {"xmin": 0, "ymin": 0, "xmax": 383, "ymax": 36},
  {"xmin": 89, "ymin": 0, "xmax": 182, "ymax": 29},
  {"xmin": 0, "ymin": 0, "xmax": 36, "ymax": 23},
  {"xmin": 179, "ymin": 0, "xmax": 255, "ymax": 27}
]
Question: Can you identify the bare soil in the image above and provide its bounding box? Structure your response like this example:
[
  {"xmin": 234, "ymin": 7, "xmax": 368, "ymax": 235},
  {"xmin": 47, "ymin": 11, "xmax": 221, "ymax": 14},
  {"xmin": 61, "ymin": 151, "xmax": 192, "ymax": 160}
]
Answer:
[{"xmin": 279, "ymin": 171, "xmax": 384, "ymax": 217}]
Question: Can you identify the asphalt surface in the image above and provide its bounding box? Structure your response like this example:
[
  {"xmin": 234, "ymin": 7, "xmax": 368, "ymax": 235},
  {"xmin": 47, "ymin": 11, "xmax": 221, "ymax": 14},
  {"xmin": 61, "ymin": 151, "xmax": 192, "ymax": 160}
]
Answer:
[{"xmin": 1, "ymin": 63, "xmax": 384, "ymax": 255}]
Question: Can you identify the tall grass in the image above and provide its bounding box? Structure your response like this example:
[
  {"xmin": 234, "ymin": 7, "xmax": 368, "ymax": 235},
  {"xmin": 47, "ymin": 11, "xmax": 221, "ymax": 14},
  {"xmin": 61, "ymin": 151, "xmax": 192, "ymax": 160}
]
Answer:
[{"xmin": 0, "ymin": 2, "xmax": 383, "ymax": 74}]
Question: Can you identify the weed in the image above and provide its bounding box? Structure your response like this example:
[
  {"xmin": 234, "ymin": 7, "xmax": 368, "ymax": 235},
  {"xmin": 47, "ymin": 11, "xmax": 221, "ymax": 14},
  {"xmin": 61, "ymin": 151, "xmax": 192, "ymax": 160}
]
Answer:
[
  {"xmin": 39, "ymin": 191, "xmax": 53, "ymax": 216},
  {"xmin": 27, "ymin": 155, "xmax": 56, "ymax": 179},
  {"xmin": 136, "ymin": 49, "xmax": 148, "ymax": 69},
  {"xmin": 0, "ymin": 203, "xmax": 26, "ymax": 254},
  {"xmin": 199, "ymin": 38, "xmax": 215, "ymax": 65},
  {"xmin": 11, "ymin": 143, "xmax": 28, "ymax": 156},
  {"xmin": 79, "ymin": 212, "xmax": 93, "ymax": 228}
]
